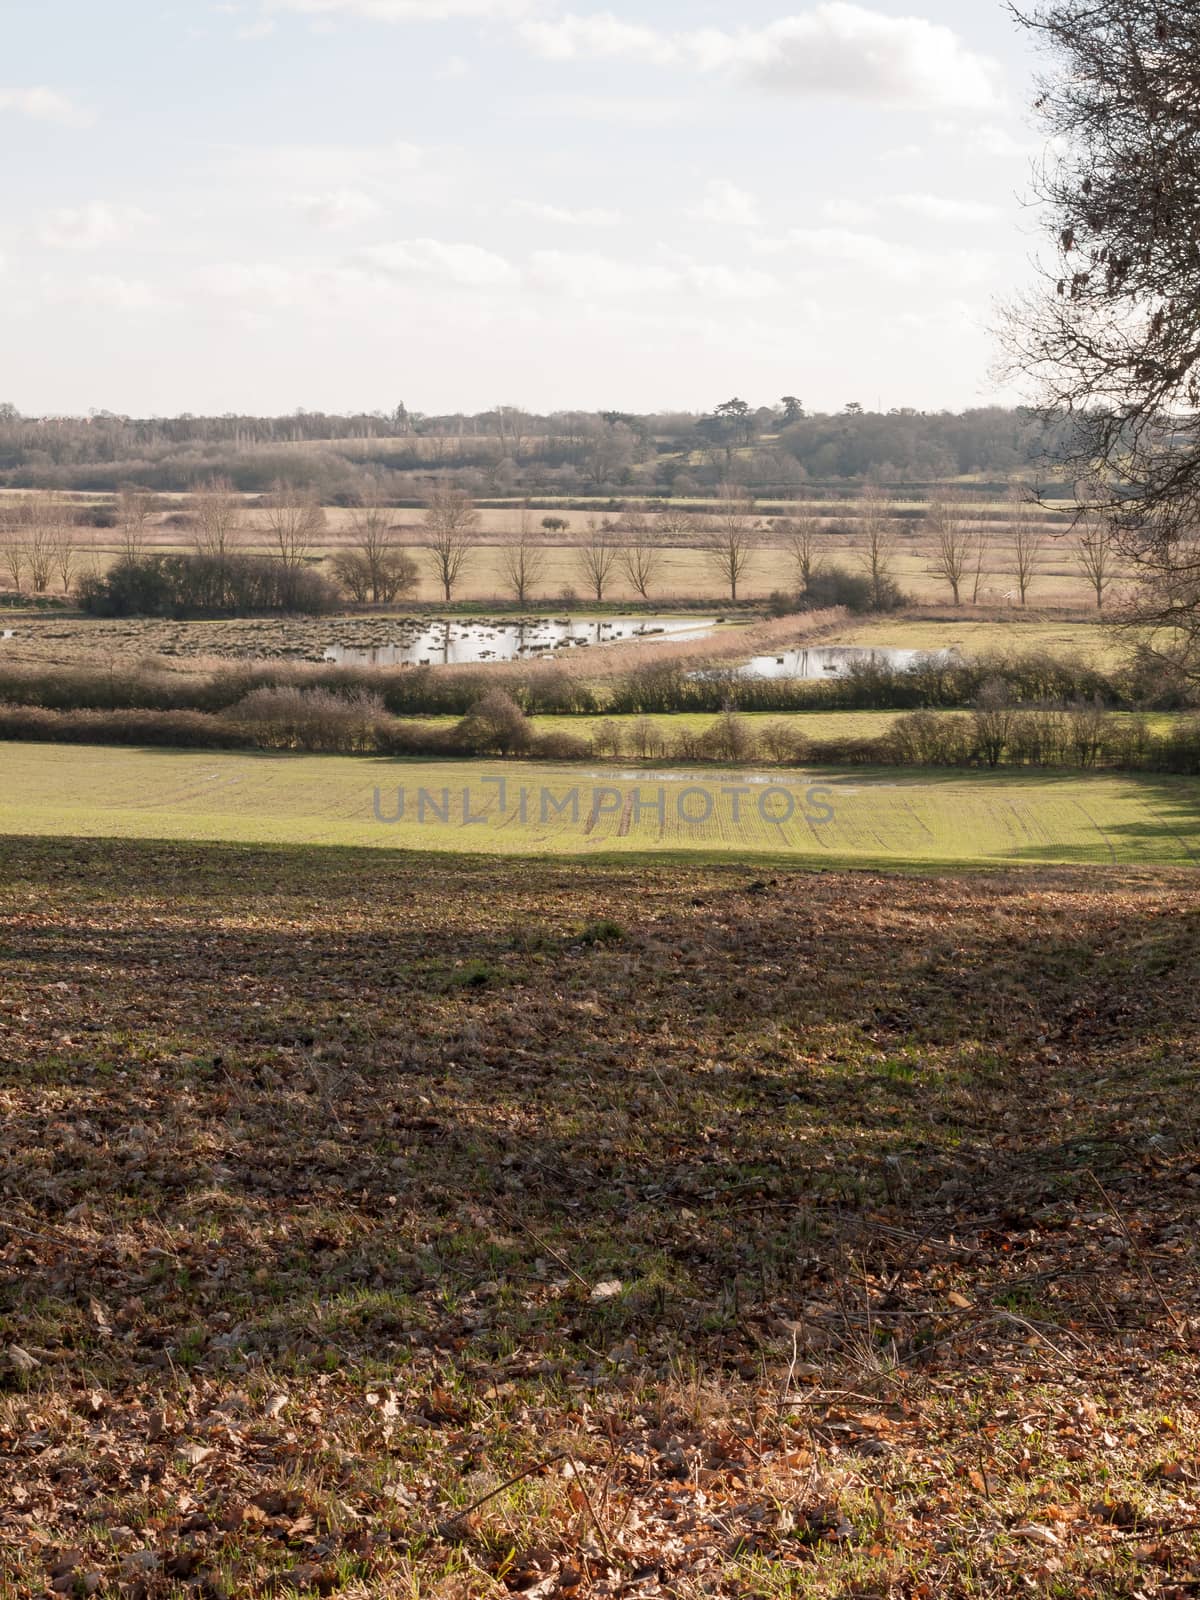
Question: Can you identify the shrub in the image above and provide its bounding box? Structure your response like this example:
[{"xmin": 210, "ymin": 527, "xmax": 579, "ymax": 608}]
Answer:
[
  {"xmin": 885, "ymin": 711, "xmax": 973, "ymax": 766},
  {"xmin": 701, "ymin": 712, "xmax": 760, "ymax": 764},
  {"xmin": 77, "ymin": 553, "xmax": 341, "ymax": 618},
  {"xmin": 0, "ymin": 703, "xmax": 256, "ymax": 748},
  {"xmin": 590, "ymin": 718, "xmax": 625, "ymax": 758},
  {"xmin": 455, "ymin": 690, "xmax": 531, "ymax": 756},
  {"xmin": 530, "ymin": 730, "xmax": 591, "ymax": 761},
  {"xmin": 760, "ymin": 720, "xmax": 809, "ymax": 765},
  {"xmin": 373, "ymin": 718, "xmax": 464, "ymax": 757},
  {"xmin": 630, "ymin": 716, "xmax": 667, "ymax": 760},
  {"xmin": 802, "ymin": 565, "xmax": 908, "ymax": 613},
  {"xmin": 230, "ymin": 685, "xmax": 385, "ymax": 752}
]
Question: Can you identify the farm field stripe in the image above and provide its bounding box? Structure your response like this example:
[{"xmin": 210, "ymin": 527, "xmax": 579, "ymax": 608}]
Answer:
[{"xmin": 0, "ymin": 742, "xmax": 1198, "ymax": 867}]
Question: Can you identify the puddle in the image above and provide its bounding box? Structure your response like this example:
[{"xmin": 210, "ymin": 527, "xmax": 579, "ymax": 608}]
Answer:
[
  {"xmin": 737, "ymin": 645, "xmax": 957, "ymax": 680},
  {"xmin": 322, "ymin": 615, "xmax": 717, "ymax": 668}
]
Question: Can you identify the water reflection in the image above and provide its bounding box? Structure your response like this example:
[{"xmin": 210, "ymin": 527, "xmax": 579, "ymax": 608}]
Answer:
[
  {"xmin": 323, "ymin": 615, "xmax": 716, "ymax": 668},
  {"xmin": 738, "ymin": 646, "xmax": 956, "ymax": 680}
]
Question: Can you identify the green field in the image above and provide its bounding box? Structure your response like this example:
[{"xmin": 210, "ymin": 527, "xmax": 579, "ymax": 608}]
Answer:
[
  {"xmin": 2, "ymin": 742, "xmax": 1196, "ymax": 866},
  {"xmin": 839, "ymin": 616, "xmax": 1123, "ymax": 661}
]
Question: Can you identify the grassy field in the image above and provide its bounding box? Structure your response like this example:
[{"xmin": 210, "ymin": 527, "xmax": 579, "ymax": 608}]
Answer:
[
  {"xmin": 838, "ymin": 618, "xmax": 1125, "ymax": 663},
  {"xmin": 1, "ymin": 838, "xmax": 1199, "ymax": 1598},
  {"xmin": 0, "ymin": 743, "xmax": 1197, "ymax": 867}
]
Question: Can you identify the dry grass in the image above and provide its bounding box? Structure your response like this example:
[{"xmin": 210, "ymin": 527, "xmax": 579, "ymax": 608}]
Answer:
[{"xmin": 2, "ymin": 840, "xmax": 1199, "ymax": 1597}]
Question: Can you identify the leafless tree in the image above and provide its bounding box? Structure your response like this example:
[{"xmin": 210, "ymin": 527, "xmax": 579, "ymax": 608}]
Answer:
[
  {"xmin": 54, "ymin": 523, "xmax": 79, "ymax": 593},
  {"xmin": 575, "ymin": 518, "xmax": 621, "ymax": 602},
  {"xmin": 699, "ymin": 484, "xmax": 759, "ymax": 603},
  {"xmin": 618, "ymin": 527, "xmax": 664, "ymax": 600},
  {"xmin": 1074, "ymin": 509, "xmax": 1117, "ymax": 611},
  {"xmin": 264, "ymin": 480, "xmax": 326, "ymax": 571},
  {"xmin": 1003, "ymin": 0, "xmax": 1200, "ymax": 666},
  {"xmin": 777, "ymin": 512, "xmax": 823, "ymax": 590},
  {"xmin": 855, "ymin": 490, "xmax": 898, "ymax": 610},
  {"xmin": 423, "ymin": 486, "xmax": 478, "ymax": 603},
  {"xmin": 0, "ymin": 501, "xmax": 26, "ymax": 592},
  {"xmin": 192, "ymin": 478, "xmax": 242, "ymax": 562},
  {"xmin": 116, "ymin": 487, "xmax": 154, "ymax": 563},
  {"xmin": 924, "ymin": 495, "xmax": 973, "ymax": 605},
  {"xmin": 656, "ymin": 507, "xmax": 697, "ymax": 542},
  {"xmin": 582, "ymin": 420, "xmax": 638, "ymax": 488},
  {"xmin": 498, "ymin": 506, "xmax": 547, "ymax": 604},
  {"xmin": 1009, "ymin": 496, "xmax": 1045, "ymax": 606},
  {"xmin": 332, "ymin": 487, "xmax": 418, "ymax": 604},
  {"xmin": 971, "ymin": 530, "xmax": 992, "ymax": 605},
  {"xmin": 0, "ymin": 496, "xmax": 62, "ymax": 593}
]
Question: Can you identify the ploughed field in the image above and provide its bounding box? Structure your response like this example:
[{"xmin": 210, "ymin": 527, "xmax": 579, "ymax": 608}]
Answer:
[
  {"xmin": 1, "ymin": 840, "xmax": 1199, "ymax": 1597},
  {"xmin": 1, "ymin": 743, "xmax": 1198, "ymax": 867}
]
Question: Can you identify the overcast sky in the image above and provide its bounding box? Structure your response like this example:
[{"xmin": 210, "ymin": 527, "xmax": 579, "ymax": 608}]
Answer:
[{"xmin": 2, "ymin": 0, "xmax": 1052, "ymax": 417}]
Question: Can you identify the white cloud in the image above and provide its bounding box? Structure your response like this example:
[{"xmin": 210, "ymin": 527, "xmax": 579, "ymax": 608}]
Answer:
[
  {"xmin": 236, "ymin": 19, "xmax": 278, "ymax": 37},
  {"xmin": 0, "ymin": 87, "xmax": 90, "ymax": 126},
  {"xmin": 526, "ymin": 248, "xmax": 777, "ymax": 300},
  {"xmin": 296, "ymin": 188, "xmax": 383, "ymax": 229},
  {"xmin": 220, "ymin": 138, "xmax": 424, "ymax": 186},
  {"xmin": 520, "ymin": 12, "xmax": 676, "ymax": 63},
  {"xmin": 776, "ymin": 225, "xmax": 994, "ymax": 285},
  {"xmin": 265, "ymin": 0, "xmax": 534, "ymax": 18},
  {"xmin": 665, "ymin": 256, "xmax": 779, "ymax": 299},
  {"xmin": 36, "ymin": 203, "xmax": 152, "ymax": 250},
  {"xmin": 967, "ymin": 123, "xmax": 1039, "ymax": 159},
  {"xmin": 823, "ymin": 197, "xmax": 875, "ymax": 226},
  {"xmin": 437, "ymin": 54, "xmax": 472, "ymax": 77},
  {"xmin": 191, "ymin": 262, "xmax": 327, "ymax": 305},
  {"xmin": 519, "ymin": 4, "xmax": 1004, "ymax": 112},
  {"xmin": 889, "ymin": 192, "xmax": 1001, "ymax": 223},
  {"xmin": 512, "ymin": 200, "xmax": 623, "ymax": 226},
  {"xmin": 687, "ymin": 179, "xmax": 760, "ymax": 228},
  {"xmin": 363, "ymin": 237, "xmax": 519, "ymax": 287},
  {"xmin": 519, "ymin": 91, "xmax": 690, "ymax": 126},
  {"xmin": 45, "ymin": 274, "xmax": 168, "ymax": 311},
  {"xmin": 527, "ymin": 250, "xmax": 679, "ymax": 297}
]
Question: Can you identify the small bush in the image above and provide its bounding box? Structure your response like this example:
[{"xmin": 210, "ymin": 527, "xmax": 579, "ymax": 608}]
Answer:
[
  {"xmin": 802, "ymin": 565, "xmax": 908, "ymax": 614},
  {"xmin": 456, "ymin": 690, "xmax": 532, "ymax": 756},
  {"xmin": 760, "ymin": 720, "xmax": 809, "ymax": 765},
  {"xmin": 231, "ymin": 685, "xmax": 385, "ymax": 752},
  {"xmin": 530, "ymin": 730, "xmax": 590, "ymax": 761},
  {"xmin": 590, "ymin": 718, "xmax": 625, "ymax": 758},
  {"xmin": 701, "ymin": 712, "xmax": 760, "ymax": 764}
]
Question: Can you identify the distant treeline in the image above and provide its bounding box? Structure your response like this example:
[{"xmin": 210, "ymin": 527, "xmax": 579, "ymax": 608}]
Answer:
[{"xmin": 0, "ymin": 400, "xmax": 1082, "ymax": 497}]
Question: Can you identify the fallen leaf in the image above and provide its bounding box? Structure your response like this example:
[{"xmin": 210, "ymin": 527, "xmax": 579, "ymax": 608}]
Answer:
[{"xmin": 1013, "ymin": 1523, "xmax": 1061, "ymax": 1547}]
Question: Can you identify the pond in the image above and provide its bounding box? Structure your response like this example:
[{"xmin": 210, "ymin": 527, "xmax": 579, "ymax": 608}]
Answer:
[
  {"xmin": 322, "ymin": 615, "xmax": 717, "ymax": 668},
  {"xmin": 739, "ymin": 645, "xmax": 957, "ymax": 680}
]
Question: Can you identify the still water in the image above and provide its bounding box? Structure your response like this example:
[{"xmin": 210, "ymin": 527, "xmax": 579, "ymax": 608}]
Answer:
[{"xmin": 323, "ymin": 615, "xmax": 717, "ymax": 668}]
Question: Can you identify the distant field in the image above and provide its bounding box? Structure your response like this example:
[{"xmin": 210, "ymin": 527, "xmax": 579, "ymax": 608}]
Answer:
[
  {"xmin": 838, "ymin": 617, "xmax": 1126, "ymax": 663},
  {"xmin": 10, "ymin": 490, "xmax": 1108, "ymax": 606},
  {"xmin": 2, "ymin": 743, "xmax": 1196, "ymax": 867},
  {"xmin": 0, "ymin": 607, "xmax": 1123, "ymax": 674}
]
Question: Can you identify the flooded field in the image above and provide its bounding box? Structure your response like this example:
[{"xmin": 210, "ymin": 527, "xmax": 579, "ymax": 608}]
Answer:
[
  {"xmin": 740, "ymin": 644, "xmax": 955, "ymax": 680},
  {"xmin": 322, "ymin": 615, "xmax": 718, "ymax": 667}
]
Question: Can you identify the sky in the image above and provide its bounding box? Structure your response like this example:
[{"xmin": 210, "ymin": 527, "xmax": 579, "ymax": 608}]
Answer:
[{"xmin": 1, "ymin": 0, "xmax": 1054, "ymax": 417}]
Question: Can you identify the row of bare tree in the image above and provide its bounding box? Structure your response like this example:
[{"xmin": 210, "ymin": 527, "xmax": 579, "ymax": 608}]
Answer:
[{"xmin": 0, "ymin": 478, "xmax": 1120, "ymax": 609}]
